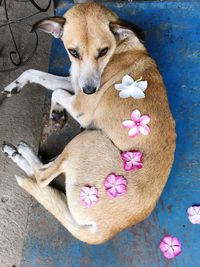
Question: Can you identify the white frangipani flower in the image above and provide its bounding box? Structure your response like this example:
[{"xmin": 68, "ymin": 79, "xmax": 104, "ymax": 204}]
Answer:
[{"xmin": 115, "ymin": 75, "xmax": 148, "ymax": 99}]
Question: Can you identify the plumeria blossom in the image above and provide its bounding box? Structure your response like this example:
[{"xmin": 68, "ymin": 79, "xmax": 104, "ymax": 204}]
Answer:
[
  {"xmin": 80, "ymin": 186, "xmax": 98, "ymax": 207},
  {"xmin": 115, "ymin": 75, "xmax": 148, "ymax": 99},
  {"xmin": 104, "ymin": 173, "xmax": 127, "ymax": 198},
  {"xmin": 187, "ymin": 205, "xmax": 200, "ymax": 224},
  {"xmin": 121, "ymin": 151, "xmax": 143, "ymax": 171},
  {"xmin": 159, "ymin": 235, "xmax": 182, "ymax": 259},
  {"xmin": 122, "ymin": 109, "xmax": 150, "ymax": 138}
]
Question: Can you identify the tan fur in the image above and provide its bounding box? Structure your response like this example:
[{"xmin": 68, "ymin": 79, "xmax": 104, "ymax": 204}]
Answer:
[{"xmin": 18, "ymin": 4, "xmax": 176, "ymax": 244}]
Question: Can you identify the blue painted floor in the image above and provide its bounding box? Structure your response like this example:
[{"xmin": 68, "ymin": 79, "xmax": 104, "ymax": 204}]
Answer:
[{"xmin": 21, "ymin": 2, "xmax": 200, "ymax": 267}]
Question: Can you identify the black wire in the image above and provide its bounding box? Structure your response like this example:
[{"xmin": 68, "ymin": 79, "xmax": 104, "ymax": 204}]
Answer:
[
  {"xmin": 4, "ymin": 0, "xmax": 21, "ymax": 66},
  {"xmin": 0, "ymin": 11, "xmax": 41, "ymax": 28},
  {"xmin": 29, "ymin": 0, "xmax": 51, "ymax": 12},
  {"xmin": 0, "ymin": 22, "xmax": 39, "ymax": 72},
  {"xmin": 0, "ymin": 0, "xmax": 51, "ymax": 72}
]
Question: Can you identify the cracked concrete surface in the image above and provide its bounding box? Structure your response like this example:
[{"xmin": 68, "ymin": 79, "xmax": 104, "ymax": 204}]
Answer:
[{"xmin": 0, "ymin": 1, "xmax": 53, "ymax": 266}]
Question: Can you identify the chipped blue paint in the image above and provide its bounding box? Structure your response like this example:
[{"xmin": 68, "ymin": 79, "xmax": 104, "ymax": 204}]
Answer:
[{"xmin": 21, "ymin": 2, "xmax": 200, "ymax": 267}]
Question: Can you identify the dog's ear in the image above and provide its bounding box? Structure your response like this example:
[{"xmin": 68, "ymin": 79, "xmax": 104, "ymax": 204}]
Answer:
[
  {"xmin": 31, "ymin": 16, "xmax": 66, "ymax": 38},
  {"xmin": 109, "ymin": 20, "xmax": 145, "ymax": 43}
]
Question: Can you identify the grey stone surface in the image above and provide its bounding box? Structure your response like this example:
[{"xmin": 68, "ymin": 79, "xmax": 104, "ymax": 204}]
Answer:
[{"xmin": 0, "ymin": 1, "xmax": 53, "ymax": 266}]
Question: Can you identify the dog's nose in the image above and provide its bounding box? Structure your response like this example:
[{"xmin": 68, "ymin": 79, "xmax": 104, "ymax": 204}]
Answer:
[{"xmin": 83, "ymin": 86, "xmax": 96, "ymax": 95}]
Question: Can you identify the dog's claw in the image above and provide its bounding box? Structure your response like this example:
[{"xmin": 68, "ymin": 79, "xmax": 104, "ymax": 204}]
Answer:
[
  {"xmin": 51, "ymin": 110, "xmax": 65, "ymax": 122},
  {"xmin": 18, "ymin": 141, "xmax": 29, "ymax": 148},
  {"xmin": 1, "ymin": 142, "xmax": 18, "ymax": 157}
]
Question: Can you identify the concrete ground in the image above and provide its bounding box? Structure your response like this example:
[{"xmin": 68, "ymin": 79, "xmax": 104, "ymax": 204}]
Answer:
[{"xmin": 0, "ymin": 1, "xmax": 53, "ymax": 266}]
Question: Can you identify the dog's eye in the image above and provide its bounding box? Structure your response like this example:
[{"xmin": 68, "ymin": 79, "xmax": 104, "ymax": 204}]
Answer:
[
  {"xmin": 97, "ymin": 47, "xmax": 109, "ymax": 58},
  {"xmin": 68, "ymin": 49, "xmax": 80, "ymax": 59}
]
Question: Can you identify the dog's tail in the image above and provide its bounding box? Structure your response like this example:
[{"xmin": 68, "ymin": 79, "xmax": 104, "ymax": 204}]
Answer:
[{"xmin": 16, "ymin": 175, "xmax": 104, "ymax": 244}]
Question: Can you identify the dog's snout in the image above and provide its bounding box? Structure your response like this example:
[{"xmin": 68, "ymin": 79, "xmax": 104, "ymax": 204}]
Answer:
[{"xmin": 83, "ymin": 86, "xmax": 97, "ymax": 95}]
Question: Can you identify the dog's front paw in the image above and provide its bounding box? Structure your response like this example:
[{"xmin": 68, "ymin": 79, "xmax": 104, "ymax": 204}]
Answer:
[
  {"xmin": 49, "ymin": 113, "xmax": 66, "ymax": 133},
  {"xmin": 2, "ymin": 81, "xmax": 24, "ymax": 97},
  {"xmin": 49, "ymin": 106, "xmax": 67, "ymax": 133},
  {"xmin": 51, "ymin": 109, "xmax": 65, "ymax": 122}
]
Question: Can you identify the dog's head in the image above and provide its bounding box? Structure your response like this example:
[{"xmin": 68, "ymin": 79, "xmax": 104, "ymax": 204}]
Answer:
[{"xmin": 32, "ymin": 4, "xmax": 145, "ymax": 95}]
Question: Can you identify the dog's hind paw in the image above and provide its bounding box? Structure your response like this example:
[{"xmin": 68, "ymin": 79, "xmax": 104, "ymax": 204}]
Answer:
[{"xmin": 1, "ymin": 142, "xmax": 18, "ymax": 157}]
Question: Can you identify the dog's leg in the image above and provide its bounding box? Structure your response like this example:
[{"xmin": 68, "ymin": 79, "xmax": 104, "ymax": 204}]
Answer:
[
  {"xmin": 49, "ymin": 88, "xmax": 80, "ymax": 122},
  {"xmin": 15, "ymin": 175, "xmax": 99, "ymax": 244},
  {"xmin": 1, "ymin": 141, "xmax": 64, "ymax": 187},
  {"xmin": 2, "ymin": 69, "xmax": 73, "ymax": 97},
  {"xmin": 34, "ymin": 158, "xmax": 65, "ymax": 188}
]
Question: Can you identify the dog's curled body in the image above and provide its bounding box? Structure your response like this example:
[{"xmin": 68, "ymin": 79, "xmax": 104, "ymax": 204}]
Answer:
[
  {"xmin": 3, "ymin": 3, "xmax": 176, "ymax": 244},
  {"xmin": 57, "ymin": 57, "xmax": 176, "ymax": 244}
]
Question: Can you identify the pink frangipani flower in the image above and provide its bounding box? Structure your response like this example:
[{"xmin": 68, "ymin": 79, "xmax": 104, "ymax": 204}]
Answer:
[
  {"xmin": 121, "ymin": 151, "xmax": 143, "ymax": 171},
  {"xmin": 159, "ymin": 235, "xmax": 182, "ymax": 259},
  {"xmin": 80, "ymin": 186, "xmax": 98, "ymax": 207},
  {"xmin": 104, "ymin": 173, "xmax": 127, "ymax": 198},
  {"xmin": 122, "ymin": 109, "xmax": 150, "ymax": 138},
  {"xmin": 187, "ymin": 205, "xmax": 200, "ymax": 224}
]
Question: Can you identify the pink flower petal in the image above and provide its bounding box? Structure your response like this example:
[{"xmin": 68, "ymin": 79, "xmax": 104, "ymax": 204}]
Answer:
[
  {"xmin": 188, "ymin": 214, "xmax": 200, "ymax": 224},
  {"xmin": 89, "ymin": 195, "xmax": 98, "ymax": 202},
  {"xmin": 139, "ymin": 125, "xmax": 150, "ymax": 135},
  {"xmin": 106, "ymin": 174, "xmax": 117, "ymax": 184},
  {"xmin": 187, "ymin": 206, "xmax": 198, "ymax": 215},
  {"xmin": 107, "ymin": 187, "xmax": 117, "ymax": 198},
  {"xmin": 193, "ymin": 206, "xmax": 200, "ymax": 213},
  {"xmin": 121, "ymin": 152, "xmax": 132, "ymax": 161},
  {"xmin": 162, "ymin": 235, "xmax": 173, "ymax": 245},
  {"xmin": 159, "ymin": 242, "xmax": 170, "ymax": 252},
  {"xmin": 84, "ymin": 197, "xmax": 92, "ymax": 207},
  {"xmin": 173, "ymin": 245, "xmax": 182, "ymax": 257},
  {"xmin": 122, "ymin": 120, "xmax": 135, "ymax": 128},
  {"xmin": 187, "ymin": 206, "xmax": 200, "ymax": 224},
  {"xmin": 172, "ymin": 237, "xmax": 181, "ymax": 247},
  {"xmin": 140, "ymin": 115, "xmax": 150, "ymax": 125},
  {"xmin": 80, "ymin": 195, "xmax": 88, "ymax": 201},
  {"xmin": 89, "ymin": 186, "xmax": 98, "ymax": 195},
  {"xmin": 116, "ymin": 184, "xmax": 126, "ymax": 194},
  {"xmin": 132, "ymin": 162, "xmax": 143, "ymax": 170},
  {"xmin": 115, "ymin": 176, "xmax": 127, "ymax": 186},
  {"xmin": 163, "ymin": 248, "xmax": 175, "ymax": 259},
  {"xmin": 128, "ymin": 126, "xmax": 139, "ymax": 137},
  {"xmin": 133, "ymin": 151, "xmax": 143, "ymax": 162},
  {"xmin": 104, "ymin": 180, "xmax": 111, "ymax": 188},
  {"xmin": 131, "ymin": 109, "xmax": 141, "ymax": 122},
  {"xmin": 124, "ymin": 161, "xmax": 134, "ymax": 171}
]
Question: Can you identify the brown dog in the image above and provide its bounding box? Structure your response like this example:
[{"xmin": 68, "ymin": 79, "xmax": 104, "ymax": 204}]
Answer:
[{"xmin": 2, "ymin": 3, "xmax": 176, "ymax": 244}]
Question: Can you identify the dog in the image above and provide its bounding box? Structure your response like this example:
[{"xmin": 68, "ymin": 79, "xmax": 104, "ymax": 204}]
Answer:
[{"xmin": 1, "ymin": 3, "xmax": 176, "ymax": 244}]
